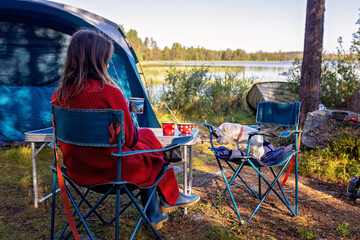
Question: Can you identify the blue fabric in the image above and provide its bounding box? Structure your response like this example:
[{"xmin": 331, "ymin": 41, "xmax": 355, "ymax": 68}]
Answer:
[
  {"xmin": 213, "ymin": 140, "xmax": 293, "ymax": 167},
  {"xmin": 52, "ymin": 106, "xmax": 125, "ymax": 147},
  {"xmin": 260, "ymin": 143, "xmax": 293, "ymax": 166},
  {"xmin": 0, "ymin": 86, "xmax": 57, "ymax": 141},
  {"xmin": 214, "ymin": 146, "xmax": 245, "ymax": 160},
  {"xmin": 0, "ymin": 0, "xmax": 160, "ymax": 141},
  {"xmin": 109, "ymin": 52, "xmax": 160, "ymax": 128},
  {"xmin": 256, "ymin": 101, "xmax": 301, "ymax": 126}
]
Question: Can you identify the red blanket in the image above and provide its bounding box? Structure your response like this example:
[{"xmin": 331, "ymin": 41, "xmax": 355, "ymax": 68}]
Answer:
[{"xmin": 52, "ymin": 79, "xmax": 179, "ymax": 205}]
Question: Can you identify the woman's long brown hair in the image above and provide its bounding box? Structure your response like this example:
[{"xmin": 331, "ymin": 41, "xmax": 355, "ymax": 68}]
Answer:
[{"xmin": 54, "ymin": 29, "xmax": 116, "ymax": 103}]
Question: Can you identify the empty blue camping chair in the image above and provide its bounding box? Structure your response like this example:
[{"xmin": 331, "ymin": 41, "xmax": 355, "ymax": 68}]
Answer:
[
  {"xmin": 202, "ymin": 101, "xmax": 301, "ymax": 224},
  {"xmin": 50, "ymin": 105, "xmax": 193, "ymax": 240}
]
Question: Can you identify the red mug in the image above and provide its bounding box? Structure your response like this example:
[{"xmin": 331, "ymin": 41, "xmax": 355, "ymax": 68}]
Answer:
[{"xmin": 162, "ymin": 122, "xmax": 175, "ymax": 135}]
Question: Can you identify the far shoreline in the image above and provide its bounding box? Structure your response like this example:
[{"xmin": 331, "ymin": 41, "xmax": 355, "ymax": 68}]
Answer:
[{"xmin": 140, "ymin": 60, "xmax": 294, "ymax": 65}]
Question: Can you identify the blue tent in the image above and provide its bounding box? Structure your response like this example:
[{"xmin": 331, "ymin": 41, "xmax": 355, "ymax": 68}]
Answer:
[{"xmin": 0, "ymin": 0, "xmax": 160, "ymax": 141}]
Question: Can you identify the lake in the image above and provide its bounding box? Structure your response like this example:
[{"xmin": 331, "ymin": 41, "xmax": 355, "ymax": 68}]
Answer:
[
  {"xmin": 142, "ymin": 61, "xmax": 295, "ymax": 102},
  {"xmin": 143, "ymin": 61, "xmax": 294, "ymax": 83}
]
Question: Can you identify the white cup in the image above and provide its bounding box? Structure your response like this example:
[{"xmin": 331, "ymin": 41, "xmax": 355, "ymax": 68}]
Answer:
[{"xmin": 129, "ymin": 97, "xmax": 144, "ymax": 114}]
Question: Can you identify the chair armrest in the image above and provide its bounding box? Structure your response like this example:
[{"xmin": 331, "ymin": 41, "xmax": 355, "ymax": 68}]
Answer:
[
  {"xmin": 201, "ymin": 122, "xmax": 216, "ymax": 131},
  {"xmin": 112, "ymin": 136, "xmax": 193, "ymax": 157},
  {"xmin": 248, "ymin": 131, "xmax": 277, "ymax": 138},
  {"xmin": 201, "ymin": 122, "xmax": 219, "ymax": 149},
  {"xmin": 48, "ymin": 142, "xmax": 59, "ymax": 148},
  {"xmin": 248, "ymin": 130, "xmax": 294, "ymax": 138},
  {"xmin": 201, "ymin": 122, "xmax": 218, "ymax": 138},
  {"xmin": 248, "ymin": 124, "xmax": 264, "ymax": 130},
  {"xmin": 279, "ymin": 130, "xmax": 302, "ymax": 138},
  {"xmin": 248, "ymin": 130, "xmax": 263, "ymax": 136}
]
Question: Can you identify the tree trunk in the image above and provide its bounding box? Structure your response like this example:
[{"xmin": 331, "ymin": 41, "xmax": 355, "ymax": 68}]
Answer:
[{"xmin": 299, "ymin": 0, "xmax": 325, "ymax": 124}]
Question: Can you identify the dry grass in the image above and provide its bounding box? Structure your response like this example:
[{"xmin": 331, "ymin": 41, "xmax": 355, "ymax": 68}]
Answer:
[{"xmin": 1, "ymin": 141, "xmax": 360, "ymax": 239}]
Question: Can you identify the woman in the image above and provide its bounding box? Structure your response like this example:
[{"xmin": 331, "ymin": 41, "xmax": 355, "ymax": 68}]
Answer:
[{"xmin": 51, "ymin": 29, "xmax": 199, "ymax": 229}]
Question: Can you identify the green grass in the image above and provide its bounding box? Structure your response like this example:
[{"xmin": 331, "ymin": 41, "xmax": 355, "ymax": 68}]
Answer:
[
  {"xmin": 0, "ymin": 147, "xmax": 158, "ymax": 239},
  {"xmin": 0, "ymin": 131, "xmax": 359, "ymax": 239},
  {"xmin": 337, "ymin": 223, "xmax": 351, "ymax": 238},
  {"xmin": 0, "ymin": 144, "xmax": 244, "ymax": 240},
  {"xmin": 202, "ymin": 225, "xmax": 240, "ymax": 240},
  {"xmin": 297, "ymin": 225, "xmax": 320, "ymax": 240},
  {"xmin": 298, "ymin": 132, "xmax": 360, "ymax": 182}
]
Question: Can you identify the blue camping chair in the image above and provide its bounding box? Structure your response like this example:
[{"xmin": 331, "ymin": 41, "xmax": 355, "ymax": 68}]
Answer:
[
  {"xmin": 50, "ymin": 105, "xmax": 192, "ymax": 240},
  {"xmin": 202, "ymin": 101, "xmax": 301, "ymax": 224}
]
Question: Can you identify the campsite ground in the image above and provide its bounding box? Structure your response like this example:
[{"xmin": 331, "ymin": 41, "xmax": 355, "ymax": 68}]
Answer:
[{"xmin": 1, "ymin": 134, "xmax": 360, "ymax": 240}]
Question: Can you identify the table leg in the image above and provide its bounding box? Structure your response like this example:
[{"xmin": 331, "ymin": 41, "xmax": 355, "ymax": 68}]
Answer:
[
  {"xmin": 31, "ymin": 142, "xmax": 39, "ymax": 208},
  {"xmin": 189, "ymin": 145, "xmax": 194, "ymax": 195},
  {"xmin": 182, "ymin": 145, "xmax": 188, "ymax": 214},
  {"xmin": 182, "ymin": 145, "xmax": 188, "ymax": 195}
]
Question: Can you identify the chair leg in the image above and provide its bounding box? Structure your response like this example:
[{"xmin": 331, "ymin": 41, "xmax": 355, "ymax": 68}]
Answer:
[
  {"xmin": 61, "ymin": 186, "xmax": 115, "ymax": 240},
  {"xmin": 115, "ymin": 186, "xmax": 121, "ymax": 240},
  {"xmin": 123, "ymin": 186, "xmax": 163, "ymax": 240},
  {"xmin": 65, "ymin": 185, "xmax": 96, "ymax": 240},
  {"xmin": 223, "ymin": 161, "xmax": 260, "ymax": 199},
  {"xmin": 221, "ymin": 169, "xmax": 244, "ymax": 223},
  {"xmin": 270, "ymin": 168, "xmax": 293, "ymax": 213},
  {"xmin": 108, "ymin": 191, "xmax": 142, "ymax": 226},
  {"xmin": 295, "ymin": 155, "xmax": 299, "ymax": 215},
  {"xmin": 215, "ymin": 158, "xmax": 243, "ymax": 223},
  {"xmin": 216, "ymin": 161, "xmax": 245, "ymax": 204},
  {"xmin": 258, "ymin": 167, "xmax": 262, "ymax": 199},
  {"xmin": 66, "ymin": 183, "xmax": 108, "ymax": 225},
  {"xmin": 246, "ymin": 160, "xmax": 296, "ymax": 223},
  {"xmin": 50, "ymin": 169, "xmax": 57, "ymax": 240}
]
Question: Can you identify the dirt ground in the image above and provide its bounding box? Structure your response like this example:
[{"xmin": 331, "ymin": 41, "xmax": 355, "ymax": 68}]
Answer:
[
  {"xmin": 160, "ymin": 142, "xmax": 360, "ymax": 240},
  {"xmin": 1, "ymin": 138, "xmax": 359, "ymax": 239}
]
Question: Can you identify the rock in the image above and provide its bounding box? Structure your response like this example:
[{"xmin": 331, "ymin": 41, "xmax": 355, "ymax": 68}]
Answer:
[
  {"xmin": 302, "ymin": 109, "xmax": 360, "ymax": 149},
  {"xmin": 188, "ymin": 214, "xmax": 203, "ymax": 221}
]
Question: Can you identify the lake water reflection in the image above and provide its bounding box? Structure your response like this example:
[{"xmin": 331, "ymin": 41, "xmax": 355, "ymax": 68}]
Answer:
[{"xmin": 152, "ymin": 61, "xmax": 293, "ymax": 82}]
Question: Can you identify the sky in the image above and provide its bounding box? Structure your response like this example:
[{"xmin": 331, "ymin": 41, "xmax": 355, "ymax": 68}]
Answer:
[{"xmin": 54, "ymin": 0, "xmax": 359, "ymax": 53}]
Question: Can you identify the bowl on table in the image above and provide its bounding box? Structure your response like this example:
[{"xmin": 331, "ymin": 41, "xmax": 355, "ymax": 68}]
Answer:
[
  {"xmin": 177, "ymin": 123, "xmax": 194, "ymax": 134},
  {"xmin": 162, "ymin": 122, "xmax": 175, "ymax": 135}
]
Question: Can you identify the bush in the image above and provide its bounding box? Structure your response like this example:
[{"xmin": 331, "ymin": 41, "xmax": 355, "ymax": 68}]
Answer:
[
  {"xmin": 160, "ymin": 66, "xmax": 211, "ymax": 118},
  {"xmin": 282, "ymin": 18, "xmax": 360, "ymax": 109},
  {"xmin": 281, "ymin": 56, "xmax": 360, "ymax": 109},
  {"xmin": 160, "ymin": 67, "xmax": 255, "ymax": 123},
  {"xmin": 299, "ymin": 133, "xmax": 360, "ymax": 182}
]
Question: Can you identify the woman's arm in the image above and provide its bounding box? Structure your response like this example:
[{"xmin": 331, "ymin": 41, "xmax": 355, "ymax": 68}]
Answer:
[{"xmin": 106, "ymin": 85, "xmax": 139, "ymax": 148}]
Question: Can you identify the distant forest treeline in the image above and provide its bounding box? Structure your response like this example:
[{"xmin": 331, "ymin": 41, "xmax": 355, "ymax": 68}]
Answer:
[
  {"xmin": 122, "ymin": 27, "xmax": 303, "ymax": 62},
  {"xmin": 122, "ymin": 27, "xmax": 341, "ymax": 62}
]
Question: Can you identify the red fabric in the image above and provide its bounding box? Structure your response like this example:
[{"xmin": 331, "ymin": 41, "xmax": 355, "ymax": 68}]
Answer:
[
  {"xmin": 52, "ymin": 116, "xmax": 80, "ymax": 240},
  {"xmin": 51, "ymin": 79, "xmax": 179, "ymax": 205}
]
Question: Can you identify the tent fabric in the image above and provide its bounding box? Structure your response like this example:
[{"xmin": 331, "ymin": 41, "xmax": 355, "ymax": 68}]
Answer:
[{"xmin": 0, "ymin": 0, "xmax": 160, "ymax": 141}]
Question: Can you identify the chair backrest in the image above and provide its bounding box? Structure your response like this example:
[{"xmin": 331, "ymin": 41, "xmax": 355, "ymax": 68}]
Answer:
[
  {"xmin": 52, "ymin": 105, "xmax": 125, "ymax": 148},
  {"xmin": 256, "ymin": 101, "xmax": 301, "ymax": 127}
]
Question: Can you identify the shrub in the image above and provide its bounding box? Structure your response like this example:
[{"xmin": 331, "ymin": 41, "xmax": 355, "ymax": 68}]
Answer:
[
  {"xmin": 161, "ymin": 66, "xmax": 211, "ymax": 118},
  {"xmin": 281, "ymin": 17, "xmax": 360, "ymax": 109},
  {"xmin": 160, "ymin": 67, "xmax": 255, "ymax": 123},
  {"xmin": 298, "ymin": 132, "xmax": 360, "ymax": 182},
  {"xmin": 281, "ymin": 55, "xmax": 360, "ymax": 109}
]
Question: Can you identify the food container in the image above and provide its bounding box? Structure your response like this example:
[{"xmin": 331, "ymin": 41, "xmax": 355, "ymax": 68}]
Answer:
[
  {"xmin": 162, "ymin": 122, "xmax": 175, "ymax": 135},
  {"xmin": 129, "ymin": 97, "xmax": 144, "ymax": 114},
  {"xmin": 177, "ymin": 123, "xmax": 194, "ymax": 134}
]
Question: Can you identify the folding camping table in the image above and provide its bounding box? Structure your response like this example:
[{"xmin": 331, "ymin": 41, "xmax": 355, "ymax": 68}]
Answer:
[{"xmin": 25, "ymin": 127, "xmax": 199, "ymax": 210}]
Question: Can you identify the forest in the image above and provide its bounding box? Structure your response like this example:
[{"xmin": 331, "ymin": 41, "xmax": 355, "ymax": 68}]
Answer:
[{"xmin": 122, "ymin": 26, "xmax": 304, "ymax": 62}]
